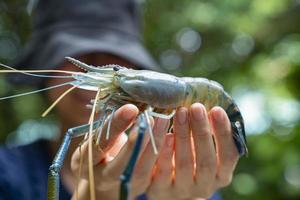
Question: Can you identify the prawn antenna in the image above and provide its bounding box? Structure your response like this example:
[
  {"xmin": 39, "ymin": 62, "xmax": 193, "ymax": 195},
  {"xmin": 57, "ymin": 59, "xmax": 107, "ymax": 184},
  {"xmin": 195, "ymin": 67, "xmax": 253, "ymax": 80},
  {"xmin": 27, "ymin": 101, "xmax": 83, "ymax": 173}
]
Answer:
[
  {"xmin": 0, "ymin": 81, "xmax": 75, "ymax": 101},
  {"xmin": 41, "ymin": 84, "xmax": 79, "ymax": 117},
  {"xmin": 87, "ymin": 88, "xmax": 101, "ymax": 200},
  {"xmin": 0, "ymin": 63, "xmax": 75, "ymax": 78}
]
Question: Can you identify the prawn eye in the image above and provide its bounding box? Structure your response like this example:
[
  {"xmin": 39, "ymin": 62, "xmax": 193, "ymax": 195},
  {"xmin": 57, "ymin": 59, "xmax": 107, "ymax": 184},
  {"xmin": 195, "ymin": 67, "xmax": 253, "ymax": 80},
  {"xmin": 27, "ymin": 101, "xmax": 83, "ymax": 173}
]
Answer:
[{"xmin": 113, "ymin": 66, "xmax": 121, "ymax": 71}]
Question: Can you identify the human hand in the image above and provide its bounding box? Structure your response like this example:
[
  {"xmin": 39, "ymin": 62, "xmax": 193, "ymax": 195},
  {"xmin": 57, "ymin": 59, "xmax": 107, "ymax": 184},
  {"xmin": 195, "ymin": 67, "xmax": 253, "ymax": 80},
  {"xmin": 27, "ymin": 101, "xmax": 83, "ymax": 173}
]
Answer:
[
  {"xmin": 70, "ymin": 104, "xmax": 170, "ymax": 200},
  {"xmin": 146, "ymin": 103, "xmax": 239, "ymax": 200}
]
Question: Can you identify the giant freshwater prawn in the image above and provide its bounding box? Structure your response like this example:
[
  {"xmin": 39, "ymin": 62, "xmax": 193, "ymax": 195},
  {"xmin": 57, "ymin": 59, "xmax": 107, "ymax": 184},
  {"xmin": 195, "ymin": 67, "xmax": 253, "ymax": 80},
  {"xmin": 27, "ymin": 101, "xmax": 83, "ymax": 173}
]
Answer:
[{"xmin": 0, "ymin": 57, "xmax": 248, "ymax": 200}]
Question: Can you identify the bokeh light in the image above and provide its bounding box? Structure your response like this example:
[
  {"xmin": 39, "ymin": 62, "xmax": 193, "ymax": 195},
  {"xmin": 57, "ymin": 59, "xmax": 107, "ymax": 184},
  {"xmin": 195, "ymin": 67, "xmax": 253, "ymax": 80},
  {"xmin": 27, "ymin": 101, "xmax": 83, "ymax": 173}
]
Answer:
[
  {"xmin": 284, "ymin": 164, "xmax": 300, "ymax": 188},
  {"xmin": 234, "ymin": 89, "xmax": 271, "ymax": 135},
  {"xmin": 176, "ymin": 27, "xmax": 202, "ymax": 53},
  {"xmin": 232, "ymin": 173, "xmax": 258, "ymax": 195},
  {"xmin": 6, "ymin": 119, "xmax": 59, "ymax": 146},
  {"xmin": 231, "ymin": 33, "xmax": 255, "ymax": 57},
  {"xmin": 160, "ymin": 49, "xmax": 182, "ymax": 70}
]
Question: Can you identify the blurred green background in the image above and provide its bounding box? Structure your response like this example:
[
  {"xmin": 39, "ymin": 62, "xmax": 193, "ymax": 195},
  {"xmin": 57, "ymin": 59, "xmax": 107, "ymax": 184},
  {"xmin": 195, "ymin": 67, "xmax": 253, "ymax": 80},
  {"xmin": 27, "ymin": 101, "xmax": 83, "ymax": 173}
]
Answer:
[{"xmin": 0, "ymin": 0, "xmax": 300, "ymax": 199}]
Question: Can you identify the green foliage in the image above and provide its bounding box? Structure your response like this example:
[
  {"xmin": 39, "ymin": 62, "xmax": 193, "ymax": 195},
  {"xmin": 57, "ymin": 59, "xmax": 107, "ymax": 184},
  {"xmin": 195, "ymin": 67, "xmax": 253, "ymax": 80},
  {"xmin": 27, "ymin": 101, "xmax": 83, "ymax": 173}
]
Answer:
[
  {"xmin": 143, "ymin": 0, "xmax": 300, "ymax": 199},
  {"xmin": 0, "ymin": 0, "xmax": 300, "ymax": 199}
]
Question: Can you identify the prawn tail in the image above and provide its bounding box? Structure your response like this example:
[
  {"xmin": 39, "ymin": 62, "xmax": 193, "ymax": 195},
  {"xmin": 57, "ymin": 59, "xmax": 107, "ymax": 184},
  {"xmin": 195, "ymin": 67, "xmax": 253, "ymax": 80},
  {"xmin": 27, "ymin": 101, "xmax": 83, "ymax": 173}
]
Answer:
[{"xmin": 225, "ymin": 100, "xmax": 248, "ymax": 157}]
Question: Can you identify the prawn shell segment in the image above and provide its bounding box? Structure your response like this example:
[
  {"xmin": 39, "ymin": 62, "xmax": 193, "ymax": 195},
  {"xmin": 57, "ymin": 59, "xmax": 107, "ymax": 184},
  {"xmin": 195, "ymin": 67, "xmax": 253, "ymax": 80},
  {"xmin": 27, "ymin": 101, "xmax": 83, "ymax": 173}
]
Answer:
[
  {"xmin": 116, "ymin": 70, "xmax": 187, "ymax": 109},
  {"xmin": 182, "ymin": 77, "xmax": 228, "ymax": 109}
]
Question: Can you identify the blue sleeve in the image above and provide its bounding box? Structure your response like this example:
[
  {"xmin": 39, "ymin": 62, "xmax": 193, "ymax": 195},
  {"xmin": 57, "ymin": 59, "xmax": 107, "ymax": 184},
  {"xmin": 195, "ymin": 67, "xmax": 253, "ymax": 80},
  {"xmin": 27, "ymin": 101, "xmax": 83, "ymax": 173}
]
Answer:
[
  {"xmin": 0, "ymin": 141, "xmax": 71, "ymax": 200},
  {"xmin": 0, "ymin": 146, "xmax": 31, "ymax": 200}
]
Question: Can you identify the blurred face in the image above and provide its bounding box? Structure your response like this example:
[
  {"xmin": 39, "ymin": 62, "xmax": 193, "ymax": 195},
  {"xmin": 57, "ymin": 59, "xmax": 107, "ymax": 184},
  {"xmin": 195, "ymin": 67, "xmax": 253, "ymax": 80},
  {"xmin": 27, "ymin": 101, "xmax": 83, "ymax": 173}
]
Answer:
[{"xmin": 46, "ymin": 53, "xmax": 133, "ymax": 127}]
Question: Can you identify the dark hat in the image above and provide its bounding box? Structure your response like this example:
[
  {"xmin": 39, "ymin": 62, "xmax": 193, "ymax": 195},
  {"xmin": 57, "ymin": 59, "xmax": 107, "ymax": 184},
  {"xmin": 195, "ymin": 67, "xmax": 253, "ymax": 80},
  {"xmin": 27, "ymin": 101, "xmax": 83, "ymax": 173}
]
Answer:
[{"xmin": 10, "ymin": 0, "xmax": 160, "ymax": 86}]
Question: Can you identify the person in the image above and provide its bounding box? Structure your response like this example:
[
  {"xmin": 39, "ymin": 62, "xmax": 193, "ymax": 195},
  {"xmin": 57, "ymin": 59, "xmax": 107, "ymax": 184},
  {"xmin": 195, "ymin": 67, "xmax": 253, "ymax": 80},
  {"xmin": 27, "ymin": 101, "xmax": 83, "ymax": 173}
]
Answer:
[{"xmin": 0, "ymin": 0, "xmax": 239, "ymax": 199}]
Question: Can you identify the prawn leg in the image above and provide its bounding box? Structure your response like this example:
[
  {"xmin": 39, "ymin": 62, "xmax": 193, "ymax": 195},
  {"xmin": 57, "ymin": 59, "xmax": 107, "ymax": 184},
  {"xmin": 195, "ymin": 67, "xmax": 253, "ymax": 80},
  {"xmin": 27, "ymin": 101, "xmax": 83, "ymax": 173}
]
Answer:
[
  {"xmin": 47, "ymin": 120, "xmax": 100, "ymax": 200},
  {"xmin": 147, "ymin": 109, "xmax": 175, "ymax": 119},
  {"xmin": 120, "ymin": 114, "xmax": 147, "ymax": 200}
]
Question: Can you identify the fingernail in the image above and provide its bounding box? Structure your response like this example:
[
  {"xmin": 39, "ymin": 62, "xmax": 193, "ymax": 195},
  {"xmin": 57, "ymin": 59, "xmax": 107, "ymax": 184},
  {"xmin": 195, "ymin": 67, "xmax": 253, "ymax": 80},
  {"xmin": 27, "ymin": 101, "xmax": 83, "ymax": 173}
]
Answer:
[
  {"xmin": 177, "ymin": 107, "xmax": 187, "ymax": 125},
  {"xmin": 192, "ymin": 104, "xmax": 204, "ymax": 121},
  {"xmin": 213, "ymin": 107, "xmax": 224, "ymax": 122},
  {"xmin": 121, "ymin": 104, "xmax": 138, "ymax": 121}
]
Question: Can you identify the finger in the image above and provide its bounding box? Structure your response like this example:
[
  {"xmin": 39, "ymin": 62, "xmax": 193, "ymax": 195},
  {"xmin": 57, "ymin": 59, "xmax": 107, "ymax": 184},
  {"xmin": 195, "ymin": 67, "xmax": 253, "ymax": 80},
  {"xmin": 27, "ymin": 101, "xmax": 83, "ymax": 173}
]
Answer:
[
  {"xmin": 106, "ymin": 117, "xmax": 152, "ymax": 160},
  {"xmin": 102, "ymin": 125, "xmax": 141, "ymax": 179},
  {"xmin": 107, "ymin": 133, "xmax": 128, "ymax": 158},
  {"xmin": 71, "ymin": 140, "xmax": 105, "ymax": 179},
  {"xmin": 210, "ymin": 107, "xmax": 239, "ymax": 187},
  {"xmin": 152, "ymin": 133, "xmax": 174, "ymax": 187},
  {"xmin": 98, "ymin": 104, "xmax": 139, "ymax": 150},
  {"xmin": 132, "ymin": 118, "xmax": 169, "ymax": 189},
  {"xmin": 190, "ymin": 103, "xmax": 216, "ymax": 196},
  {"xmin": 174, "ymin": 107, "xmax": 194, "ymax": 194}
]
